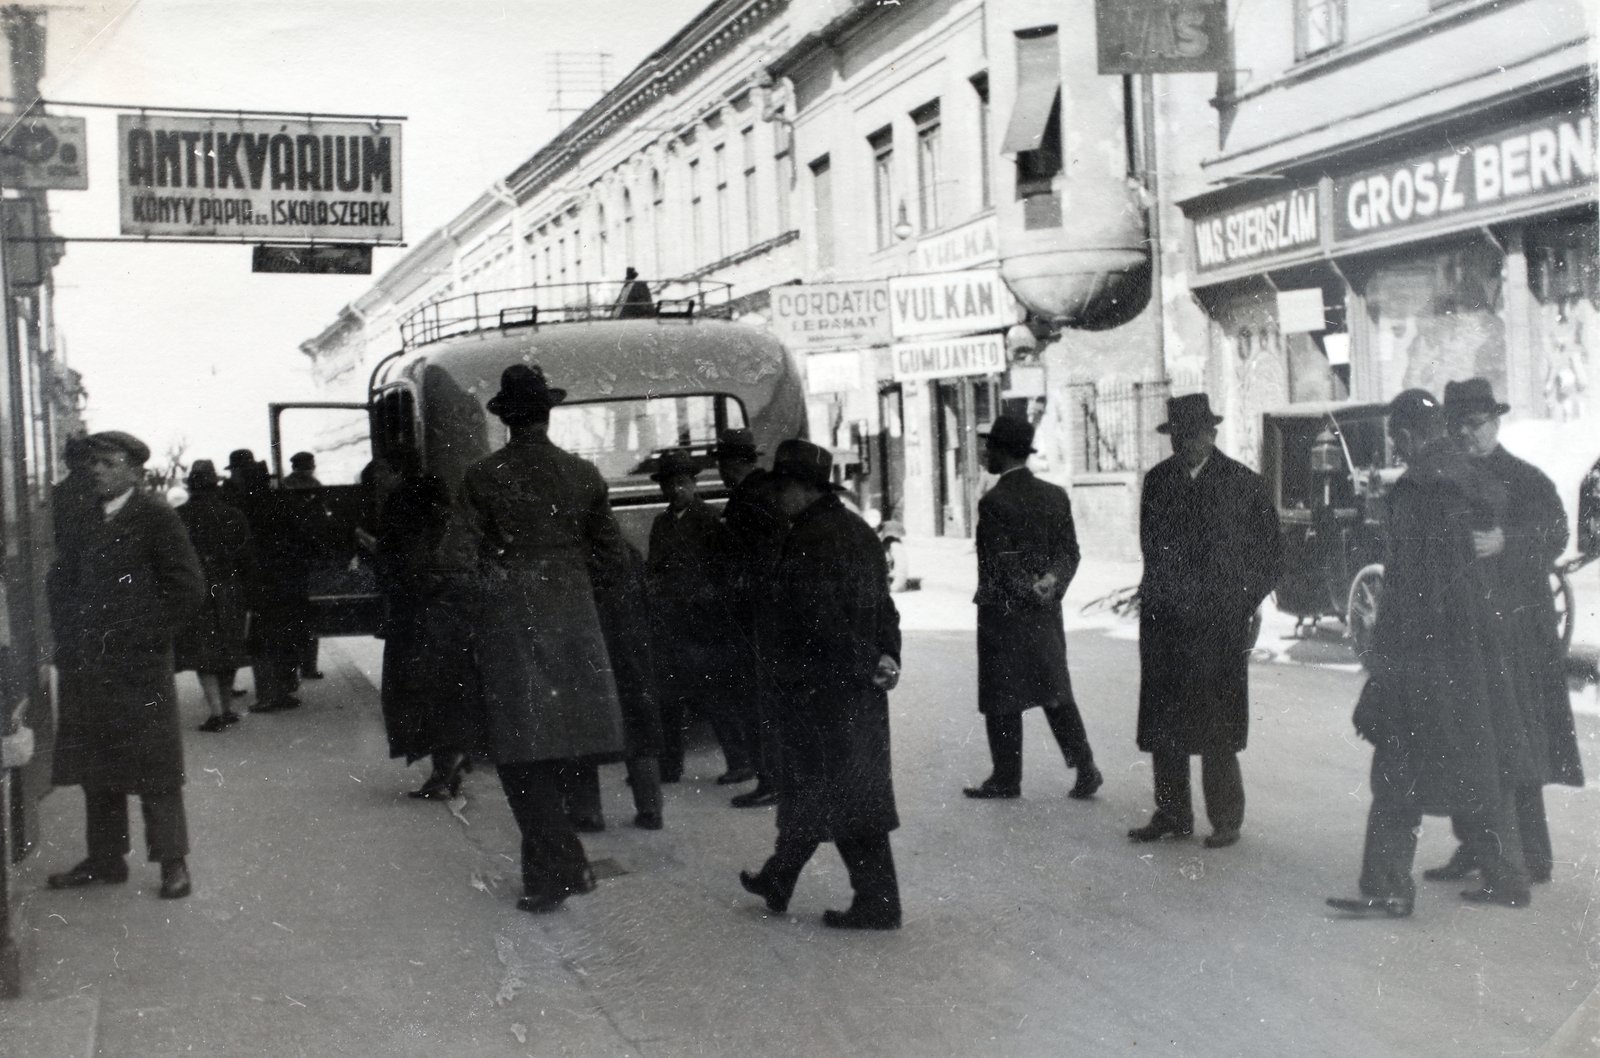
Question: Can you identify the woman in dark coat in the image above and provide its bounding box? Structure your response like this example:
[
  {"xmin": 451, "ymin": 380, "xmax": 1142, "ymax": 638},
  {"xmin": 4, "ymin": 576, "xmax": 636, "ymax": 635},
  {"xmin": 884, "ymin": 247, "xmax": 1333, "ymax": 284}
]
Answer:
[
  {"xmin": 375, "ymin": 453, "xmax": 486, "ymax": 799},
  {"xmin": 174, "ymin": 460, "xmax": 258, "ymax": 731},
  {"xmin": 739, "ymin": 440, "xmax": 903, "ymax": 930}
]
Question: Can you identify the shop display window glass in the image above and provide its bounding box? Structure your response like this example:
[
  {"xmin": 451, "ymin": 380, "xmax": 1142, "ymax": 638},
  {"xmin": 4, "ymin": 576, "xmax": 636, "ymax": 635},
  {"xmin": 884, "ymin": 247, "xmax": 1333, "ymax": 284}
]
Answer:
[
  {"xmin": 1363, "ymin": 237, "xmax": 1506, "ymax": 402},
  {"xmin": 1526, "ymin": 218, "xmax": 1600, "ymax": 421}
]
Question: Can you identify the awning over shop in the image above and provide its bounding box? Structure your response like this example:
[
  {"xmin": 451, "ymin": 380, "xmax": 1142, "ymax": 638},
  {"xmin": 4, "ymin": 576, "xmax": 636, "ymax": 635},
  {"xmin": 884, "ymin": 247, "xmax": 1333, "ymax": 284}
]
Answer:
[{"xmin": 1000, "ymin": 31, "xmax": 1060, "ymax": 156}]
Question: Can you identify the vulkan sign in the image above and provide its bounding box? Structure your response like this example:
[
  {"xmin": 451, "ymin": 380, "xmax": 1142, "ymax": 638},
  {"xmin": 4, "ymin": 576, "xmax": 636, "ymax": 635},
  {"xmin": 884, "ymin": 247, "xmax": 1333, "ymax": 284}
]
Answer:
[
  {"xmin": 1096, "ymin": 0, "xmax": 1230, "ymax": 75},
  {"xmin": 118, "ymin": 114, "xmax": 403, "ymax": 242},
  {"xmin": 888, "ymin": 268, "xmax": 1018, "ymax": 340}
]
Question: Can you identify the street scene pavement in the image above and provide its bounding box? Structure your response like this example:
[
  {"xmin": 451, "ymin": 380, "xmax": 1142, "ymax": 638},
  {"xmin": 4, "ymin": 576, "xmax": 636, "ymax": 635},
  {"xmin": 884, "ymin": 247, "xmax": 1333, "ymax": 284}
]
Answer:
[{"xmin": 4, "ymin": 540, "xmax": 1598, "ymax": 1058}]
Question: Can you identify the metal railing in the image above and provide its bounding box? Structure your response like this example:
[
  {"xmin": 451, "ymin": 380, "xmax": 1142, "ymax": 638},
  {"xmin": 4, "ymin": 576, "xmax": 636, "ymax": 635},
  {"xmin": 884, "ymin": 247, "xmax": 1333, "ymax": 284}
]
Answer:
[
  {"xmin": 396, "ymin": 278, "xmax": 735, "ymax": 349},
  {"xmin": 1068, "ymin": 379, "xmax": 1171, "ymax": 474}
]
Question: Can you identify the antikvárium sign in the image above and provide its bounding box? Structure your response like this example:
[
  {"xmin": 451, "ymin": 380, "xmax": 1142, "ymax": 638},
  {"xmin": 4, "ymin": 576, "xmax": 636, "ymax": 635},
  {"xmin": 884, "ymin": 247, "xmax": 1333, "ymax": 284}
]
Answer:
[
  {"xmin": 118, "ymin": 114, "xmax": 402, "ymax": 241},
  {"xmin": 1333, "ymin": 107, "xmax": 1594, "ymax": 243},
  {"xmin": 770, "ymin": 282, "xmax": 891, "ymax": 350}
]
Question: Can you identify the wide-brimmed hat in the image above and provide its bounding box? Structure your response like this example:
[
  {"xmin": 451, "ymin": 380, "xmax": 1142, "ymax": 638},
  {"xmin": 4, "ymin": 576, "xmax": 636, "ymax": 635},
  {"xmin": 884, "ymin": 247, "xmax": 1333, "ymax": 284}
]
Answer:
[
  {"xmin": 227, "ymin": 448, "xmax": 255, "ymax": 470},
  {"xmin": 84, "ymin": 430, "xmax": 151, "ymax": 466},
  {"xmin": 713, "ymin": 427, "xmax": 761, "ymax": 461},
  {"xmin": 768, "ymin": 438, "xmax": 844, "ymax": 491},
  {"xmin": 186, "ymin": 459, "xmax": 220, "ymax": 488},
  {"xmin": 486, "ymin": 364, "xmax": 567, "ymax": 417},
  {"xmin": 1442, "ymin": 377, "xmax": 1510, "ymax": 419},
  {"xmin": 1387, "ymin": 388, "xmax": 1440, "ymax": 428},
  {"xmin": 1156, "ymin": 394, "xmax": 1224, "ymax": 435},
  {"xmin": 979, "ymin": 415, "xmax": 1036, "ymax": 457},
  {"xmin": 649, "ymin": 449, "xmax": 700, "ymax": 482}
]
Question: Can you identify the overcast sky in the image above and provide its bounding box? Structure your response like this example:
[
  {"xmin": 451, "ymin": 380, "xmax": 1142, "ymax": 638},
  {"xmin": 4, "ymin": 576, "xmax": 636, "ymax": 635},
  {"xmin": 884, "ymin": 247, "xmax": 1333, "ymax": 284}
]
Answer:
[{"xmin": 35, "ymin": 0, "xmax": 707, "ymax": 473}]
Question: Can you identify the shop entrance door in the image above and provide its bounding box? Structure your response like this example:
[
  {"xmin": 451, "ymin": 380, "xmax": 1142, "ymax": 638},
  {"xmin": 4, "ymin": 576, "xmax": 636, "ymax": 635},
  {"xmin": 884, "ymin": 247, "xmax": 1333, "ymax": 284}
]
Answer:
[
  {"xmin": 875, "ymin": 383, "xmax": 905, "ymax": 524},
  {"xmin": 932, "ymin": 375, "xmax": 1000, "ymax": 537}
]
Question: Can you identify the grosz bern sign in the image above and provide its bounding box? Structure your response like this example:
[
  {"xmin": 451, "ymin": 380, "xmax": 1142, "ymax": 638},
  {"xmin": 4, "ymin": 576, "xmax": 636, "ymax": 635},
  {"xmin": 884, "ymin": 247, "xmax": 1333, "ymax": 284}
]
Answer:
[{"xmin": 118, "ymin": 114, "xmax": 403, "ymax": 241}]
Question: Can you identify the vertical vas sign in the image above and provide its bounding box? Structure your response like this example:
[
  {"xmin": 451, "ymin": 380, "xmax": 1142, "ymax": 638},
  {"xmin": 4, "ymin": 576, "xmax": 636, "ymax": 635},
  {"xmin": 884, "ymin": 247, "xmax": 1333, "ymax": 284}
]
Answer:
[
  {"xmin": 118, "ymin": 114, "xmax": 403, "ymax": 242},
  {"xmin": 1095, "ymin": 0, "xmax": 1230, "ymax": 75}
]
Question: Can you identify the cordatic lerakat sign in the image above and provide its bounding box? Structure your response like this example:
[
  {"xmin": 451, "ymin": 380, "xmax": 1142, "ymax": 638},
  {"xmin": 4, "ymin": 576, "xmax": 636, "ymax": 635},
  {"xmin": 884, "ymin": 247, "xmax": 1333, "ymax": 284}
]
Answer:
[
  {"xmin": 1332, "ymin": 107, "xmax": 1595, "ymax": 243},
  {"xmin": 1096, "ymin": 0, "xmax": 1230, "ymax": 75},
  {"xmin": 770, "ymin": 282, "xmax": 892, "ymax": 350},
  {"xmin": 0, "ymin": 115, "xmax": 87, "ymax": 190},
  {"xmin": 118, "ymin": 114, "xmax": 402, "ymax": 241}
]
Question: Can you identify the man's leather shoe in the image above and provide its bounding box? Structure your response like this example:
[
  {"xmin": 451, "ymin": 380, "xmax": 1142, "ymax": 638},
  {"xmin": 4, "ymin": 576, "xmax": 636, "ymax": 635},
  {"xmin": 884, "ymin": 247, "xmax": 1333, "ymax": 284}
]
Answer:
[
  {"xmin": 301, "ymin": 669, "xmax": 325, "ymax": 680},
  {"xmin": 1326, "ymin": 895, "xmax": 1414, "ymax": 918},
  {"xmin": 731, "ymin": 785, "xmax": 779, "ymax": 808},
  {"xmin": 1128, "ymin": 816, "xmax": 1193, "ymax": 842},
  {"xmin": 197, "ymin": 715, "xmax": 230, "ymax": 733},
  {"xmin": 1461, "ymin": 885, "xmax": 1530, "ymax": 908},
  {"xmin": 739, "ymin": 870, "xmax": 789, "ymax": 914},
  {"xmin": 48, "ymin": 858, "xmax": 128, "ymax": 889},
  {"xmin": 633, "ymin": 810, "xmax": 663, "ymax": 830},
  {"xmin": 715, "ymin": 768, "xmax": 757, "ymax": 786},
  {"xmin": 517, "ymin": 892, "xmax": 568, "ymax": 913},
  {"xmin": 962, "ymin": 780, "xmax": 1020, "ymax": 799},
  {"xmin": 1422, "ymin": 847, "xmax": 1476, "ymax": 881},
  {"xmin": 1069, "ymin": 764, "xmax": 1104, "ymax": 800},
  {"xmin": 822, "ymin": 905, "xmax": 901, "ymax": 930},
  {"xmin": 159, "ymin": 859, "xmax": 192, "ymax": 900},
  {"xmin": 1203, "ymin": 829, "xmax": 1241, "ymax": 849}
]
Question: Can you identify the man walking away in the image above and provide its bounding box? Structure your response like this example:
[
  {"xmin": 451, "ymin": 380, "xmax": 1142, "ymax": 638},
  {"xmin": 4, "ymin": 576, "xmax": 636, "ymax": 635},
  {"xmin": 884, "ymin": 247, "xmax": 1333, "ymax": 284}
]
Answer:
[
  {"xmin": 716, "ymin": 427, "xmax": 788, "ymax": 808},
  {"xmin": 1130, "ymin": 395, "xmax": 1280, "ymax": 849},
  {"xmin": 462, "ymin": 365, "xmax": 629, "ymax": 913},
  {"xmin": 963, "ymin": 415, "xmax": 1102, "ymax": 801},
  {"xmin": 739, "ymin": 440, "xmax": 903, "ymax": 930},
  {"xmin": 646, "ymin": 449, "xmax": 751, "ymax": 785},
  {"xmin": 47, "ymin": 431, "xmax": 205, "ymax": 900}
]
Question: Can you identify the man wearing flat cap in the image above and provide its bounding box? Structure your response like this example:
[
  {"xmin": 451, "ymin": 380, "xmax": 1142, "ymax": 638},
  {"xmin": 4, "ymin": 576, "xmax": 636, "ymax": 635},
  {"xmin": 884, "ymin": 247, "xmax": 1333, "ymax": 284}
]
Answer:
[
  {"xmin": 1130, "ymin": 394, "xmax": 1280, "ymax": 849},
  {"xmin": 715, "ymin": 427, "xmax": 788, "ymax": 807},
  {"xmin": 461, "ymin": 365, "xmax": 630, "ymax": 913},
  {"xmin": 739, "ymin": 439, "xmax": 904, "ymax": 929},
  {"xmin": 963, "ymin": 415, "xmax": 1102, "ymax": 802},
  {"xmin": 46, "ymin": 431, "xmax": 205, "ymax": 900},
  {"xmin": 646, "ymin": 448, "xmax": 750, "ymax": 787}
]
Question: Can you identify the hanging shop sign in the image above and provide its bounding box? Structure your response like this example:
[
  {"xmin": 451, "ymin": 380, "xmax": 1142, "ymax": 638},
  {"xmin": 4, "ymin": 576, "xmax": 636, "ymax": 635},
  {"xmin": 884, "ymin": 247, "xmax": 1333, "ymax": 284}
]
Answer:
[
  {"xmin": 1190, "ymin": 185, "xmax": 1321, "ymax": 275},
  {"xmin": 892, "ymin": 334, "xmax": 1006, "ymax": 382},
  {"xmin": 1095, "ymin": 0, "xmax": 1230, "ymax": 75},
  {"xmin": 913, "ymin": 214, "xmax": 998, "ymax": 274},
  {"xmin": 0, "ymin": 115, "xmax": 87, "ymax": 190},
  {"xmin": 1332, "ymin": 108, "xmax": 1595, "ymax": 244},
  {"xmin": 771, "ymin": 281, "xmax": 891, "ymax": 350},
  {"xmin": 118, "ymin": 114, "xmax": 403, "ymax": 242},
  {"xmin": 889, "ymin": 267, "xmax": 1018, "ymax": 340},
  {"xmin": 1276, "ymin": 288, "xmax": 1326, "ymax": 334}
]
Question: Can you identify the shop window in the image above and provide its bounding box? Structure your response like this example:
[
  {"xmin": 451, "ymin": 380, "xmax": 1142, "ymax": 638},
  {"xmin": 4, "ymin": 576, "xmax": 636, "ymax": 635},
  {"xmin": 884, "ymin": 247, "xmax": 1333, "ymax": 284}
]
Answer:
[
  {"xmin": 1003, "ymin": 28, "xmax": 1062, "ymax": 230},
  {"xmin": 914, "ymin": 100, "xmax": 941, "ymax": 233},
  {"xmin": 870, "ymin": 127, "xmax": 895, "ymax": 249},
  {"xmin": 811, "ymin": 154, "xmax": 835, "ymax": 268},
  {"xmin": 1364, "ymin": 236, "xmax": 1506, "ymax": 402},
  {"xmin": 1527, "ymin": 219, "xmax": 1600, "ymax": 420},
  {"xmin": 1295, "ymin": 0, "xmax": 1345, "ymax": 60}
]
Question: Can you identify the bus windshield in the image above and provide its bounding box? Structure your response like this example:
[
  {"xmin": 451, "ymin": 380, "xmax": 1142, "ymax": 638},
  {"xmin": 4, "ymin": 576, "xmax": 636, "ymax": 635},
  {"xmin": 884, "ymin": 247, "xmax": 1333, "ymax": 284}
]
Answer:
[{"xmin": 547, "ymin": 393, "xmax": 748, "ymax": 481}]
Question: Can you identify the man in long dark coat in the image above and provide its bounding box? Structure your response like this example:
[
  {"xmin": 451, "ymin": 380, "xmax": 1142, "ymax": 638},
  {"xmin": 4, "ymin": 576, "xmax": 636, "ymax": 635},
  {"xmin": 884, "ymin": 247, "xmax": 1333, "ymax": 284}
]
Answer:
[
  {"xmin": 963, "ymin": 415, "xmax": 1101, "ymax": 801},
  {"xmin": 739, "ymin": 440, "xmax": 903, "ymax": 930},
  {"xmin": 1130, "ymin": 394, "xmax": 1280, "ymax": 849},
  {"xmin": 461, "ymin": 365, "xmax": 629, "ymax": 914},
  {"xmin": 174, "ymin": 460, "xmax": 258, "ymax": 732},
  {"xmin": 715, "ymin": 427, "xmax": 788, "ymax": 808},
  {"xmin": 47, "ymin": 431, "xmax": 205, "ymax": 900},
  {"xmin": 646, "ymin": 449, "xmax": 750, "ymax": 785},
  {"xmin": 1328, "ymin": 387, "xmax": 1545, "ymax": 915},
  {"xmin": 1416, "ymin": 378, "xmax": 1583, "ymax": 889}
]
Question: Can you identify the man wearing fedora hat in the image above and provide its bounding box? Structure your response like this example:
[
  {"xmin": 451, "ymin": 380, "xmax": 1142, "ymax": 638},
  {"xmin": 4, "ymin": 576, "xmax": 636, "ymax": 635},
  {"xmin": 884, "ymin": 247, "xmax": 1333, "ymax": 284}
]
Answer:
[
  {"xmin": 1130, "ymin": 394, "xmax": 1280, "ymax": 849},
  {"xmin": 962, "ymin": 415, "xmax": 1102, "ymax": 802},
  {"xmin": 1408, "ymin": 378, "xmax": 1582, "ymax": 895},
  {"xmin": 715, "ymin": 427, "xmax": 788, "ymax": 807},
  {"xmin": 173, "ymin": 460, "xmax": 258, "ymax": 733},
  {"xmin": 46, "ymin": 431, "xmax": 205, "ymax": 900},
  {"xmin": 646, "ymin": 447, "xmax": 753, "ymax": 787},
  {"xmin": 738, "ymin": 439, "xmax": 904, "ymax": 929},
  {"xmin": 461, "ymin": 364, "xmax": 630, "ymax": 913}
]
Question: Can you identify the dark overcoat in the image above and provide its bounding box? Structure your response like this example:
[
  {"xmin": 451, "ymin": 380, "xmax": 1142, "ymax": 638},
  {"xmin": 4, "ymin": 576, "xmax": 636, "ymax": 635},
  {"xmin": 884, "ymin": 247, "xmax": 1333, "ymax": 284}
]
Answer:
[
  {"xmin": 647, "ymin": 496, "xmax": 735, "ymax": 711},
  {"xmin": 51, "ymin": 490, "xmax": 206, "ymax": 794},
  {"xmin": 461, "ymin": 435, "xmax": 627, "ymax": 765},
  {"xmin": 1352, "ymin": 445, "xmax": 1546, "ymax": 813},
  {"xmin": 717, "ymin": 467, "xmax": 789, "ymax": 710},
  {"xmin": 1137, "ymin": 450, "xmax": 1281, "ymax": 755},
  {"xmin": 770, "ymin": 493, "xmax": 902, "ymax": 842},
  {"xmin": 376, "ymin": 474, "xmax": 486, "ymax": 763},
  {"xmin": 974, "ymin": 468, "xmax": 1080, "ymax": 716},
  {"xmin": 592, "ymin": 542, "xmax": 666, "ymax": 757},
  {"xmin": 173, "ymin": 489, "xmax": 257, "ymax": 673}
]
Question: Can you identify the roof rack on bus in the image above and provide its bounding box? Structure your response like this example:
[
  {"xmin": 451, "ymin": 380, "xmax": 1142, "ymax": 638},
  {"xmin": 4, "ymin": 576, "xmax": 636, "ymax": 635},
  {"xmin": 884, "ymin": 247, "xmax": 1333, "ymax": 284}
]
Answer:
[{"xmin": 396, "ymin": 278, "xmax": 734, "ymax": 350}]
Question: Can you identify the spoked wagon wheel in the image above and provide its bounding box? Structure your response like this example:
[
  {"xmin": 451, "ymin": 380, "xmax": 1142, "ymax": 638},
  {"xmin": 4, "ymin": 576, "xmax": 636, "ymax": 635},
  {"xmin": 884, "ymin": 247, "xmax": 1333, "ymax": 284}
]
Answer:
[
  {"xmin": 1347, "ymin": 563, "xmax": 1385, "ymax": 668},
  {"xmin": 1552, "ymin": 568, "xmax": 1576, "ymax": 651}
]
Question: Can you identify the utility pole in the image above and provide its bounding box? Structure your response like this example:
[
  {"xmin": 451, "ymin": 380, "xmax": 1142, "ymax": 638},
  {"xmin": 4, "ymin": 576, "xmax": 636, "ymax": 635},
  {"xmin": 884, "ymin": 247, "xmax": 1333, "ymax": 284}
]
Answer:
[{"xmin": 1139, "ymin": 72, "xmax": 1167, "ymax": 384}]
